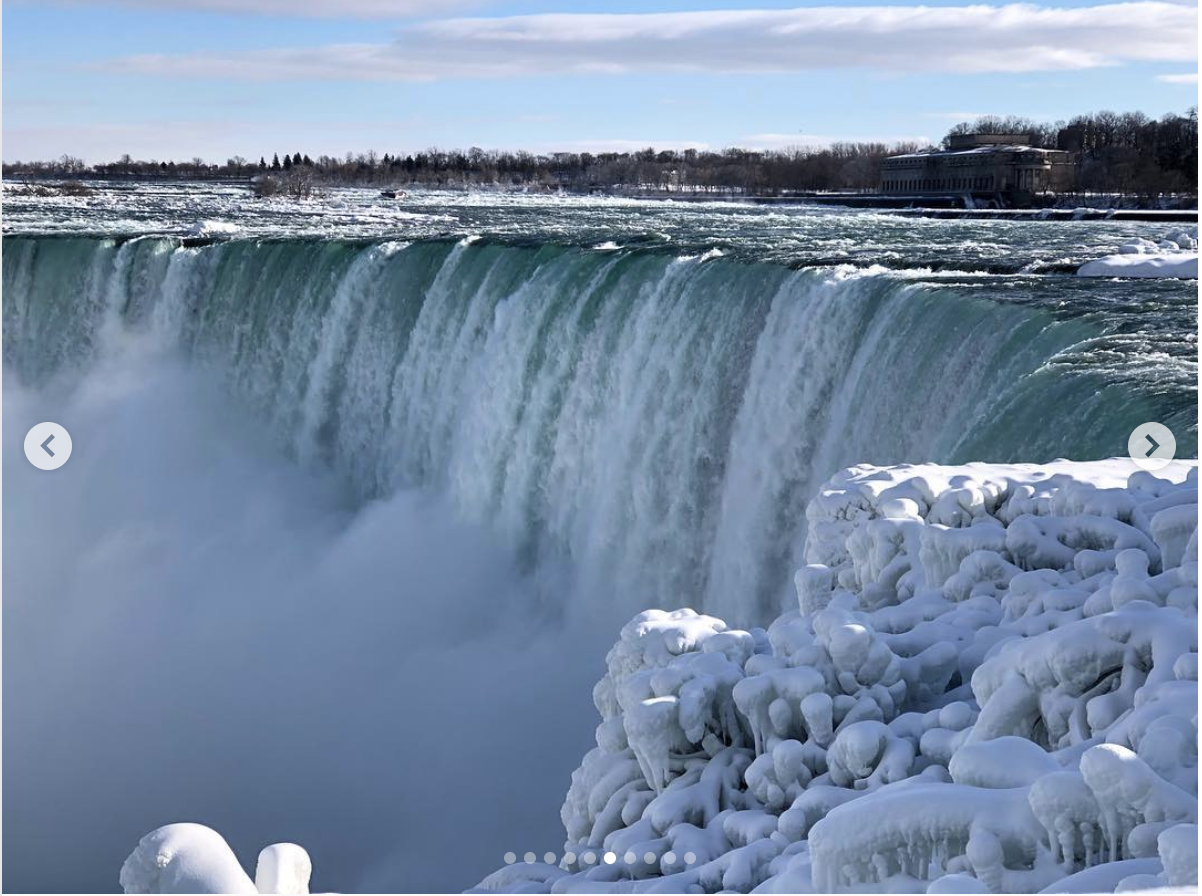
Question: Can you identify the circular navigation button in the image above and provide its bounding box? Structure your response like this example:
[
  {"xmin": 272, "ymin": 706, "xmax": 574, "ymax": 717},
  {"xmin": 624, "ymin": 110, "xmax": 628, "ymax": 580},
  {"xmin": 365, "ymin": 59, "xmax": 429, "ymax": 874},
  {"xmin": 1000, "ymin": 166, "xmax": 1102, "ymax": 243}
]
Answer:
[
  {"xmin": 1128, "ymin": 422, "xmax": 1175, "ymax": 472},
  {"xmin": 24, "ymin": 422, "xmax": 73, "ymax": 471}
]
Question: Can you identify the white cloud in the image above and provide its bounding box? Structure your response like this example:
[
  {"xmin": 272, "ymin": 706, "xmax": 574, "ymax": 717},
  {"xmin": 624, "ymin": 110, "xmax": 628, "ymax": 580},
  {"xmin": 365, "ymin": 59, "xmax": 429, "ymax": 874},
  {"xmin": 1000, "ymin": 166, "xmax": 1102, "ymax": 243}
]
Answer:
[
  {"xmin": 96, "ymin": 3, "xmax": 1198, "ymax": 82},
  {"xmin": 1156, "ymin": 72, "xmax": 1199, "ymax": 82},
  {"xmin": 24, "ymin": 0, "xmax": 486, "ymax": 18}
]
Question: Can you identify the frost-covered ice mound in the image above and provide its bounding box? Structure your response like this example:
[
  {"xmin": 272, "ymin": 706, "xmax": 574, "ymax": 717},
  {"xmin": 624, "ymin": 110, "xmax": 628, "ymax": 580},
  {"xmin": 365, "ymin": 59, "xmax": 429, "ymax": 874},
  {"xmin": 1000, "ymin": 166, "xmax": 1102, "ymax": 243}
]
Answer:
[
  {"xmin": 474, "ymin": 460, "xmax": 1199, "ymax": 895},
  {"xmin": 121, "ymin": 823, "xmax": 311, "ymax": 894},
  {"xmin": 1078, "ymin": 231, "xmax": 1198, "ymax": 279},
  {"xmin": 1077, "ymin": 255, "xmax": 1198, "ymax": 279}
]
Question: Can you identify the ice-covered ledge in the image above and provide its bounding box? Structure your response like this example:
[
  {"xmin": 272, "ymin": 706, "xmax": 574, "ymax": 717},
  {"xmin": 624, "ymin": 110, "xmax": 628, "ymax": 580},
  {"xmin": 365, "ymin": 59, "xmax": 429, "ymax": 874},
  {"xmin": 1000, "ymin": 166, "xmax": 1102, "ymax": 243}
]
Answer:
[{"xmin": 121, "ymin": 460, "xmax": 1199, "ymax": 894}]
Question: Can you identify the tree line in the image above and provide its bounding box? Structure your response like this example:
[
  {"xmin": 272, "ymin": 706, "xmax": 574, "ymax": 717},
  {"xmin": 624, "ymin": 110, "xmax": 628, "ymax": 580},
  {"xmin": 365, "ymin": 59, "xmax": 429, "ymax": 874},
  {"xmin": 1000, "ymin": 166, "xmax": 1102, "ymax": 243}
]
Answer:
[{"xmin": 4, "ymin": 108, "xmax": 1196, "ymax": 198}]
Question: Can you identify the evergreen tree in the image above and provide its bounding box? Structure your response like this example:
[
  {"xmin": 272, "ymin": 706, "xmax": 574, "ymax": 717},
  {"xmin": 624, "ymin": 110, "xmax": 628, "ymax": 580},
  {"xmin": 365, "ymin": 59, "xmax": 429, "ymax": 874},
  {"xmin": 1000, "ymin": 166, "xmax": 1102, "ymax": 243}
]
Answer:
[
  {"xmin": 259, "ymin": 156, "xmax": 267, "ymax": 170},
  {"xmin": 283, "ymin": 154, "xmax": 293, "ymax": 170},
  {"xmin": 271, "ymin": 153, "xmax": 281, "ymax": 171},
  {"xmin": 302, "ymin": 154, "xmax": 313, "ymax": 167}
]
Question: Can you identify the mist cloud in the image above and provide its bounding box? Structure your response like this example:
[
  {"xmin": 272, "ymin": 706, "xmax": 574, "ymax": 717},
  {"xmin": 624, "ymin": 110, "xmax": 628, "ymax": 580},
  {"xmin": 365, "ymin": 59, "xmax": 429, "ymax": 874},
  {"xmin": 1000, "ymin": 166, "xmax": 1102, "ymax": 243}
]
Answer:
[{"xmin": 3, "ymin": 350, "xmax": 606, "ymax": 893}]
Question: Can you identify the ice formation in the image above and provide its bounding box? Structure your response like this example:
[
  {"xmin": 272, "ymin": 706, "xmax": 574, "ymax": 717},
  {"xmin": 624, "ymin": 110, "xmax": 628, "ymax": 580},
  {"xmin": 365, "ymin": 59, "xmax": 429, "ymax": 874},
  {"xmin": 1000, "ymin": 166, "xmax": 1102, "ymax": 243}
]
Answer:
[
  {"xmin": 1078, "ymin": 232, "xmax": 1199, "ymax": 279},
  {"xmin": 473, "ymin": 460, "xmax": 1198, "ymax": 894},
  {"xmin": 120, "ymin": 824, "xmax": 311, "ymax": 894}
]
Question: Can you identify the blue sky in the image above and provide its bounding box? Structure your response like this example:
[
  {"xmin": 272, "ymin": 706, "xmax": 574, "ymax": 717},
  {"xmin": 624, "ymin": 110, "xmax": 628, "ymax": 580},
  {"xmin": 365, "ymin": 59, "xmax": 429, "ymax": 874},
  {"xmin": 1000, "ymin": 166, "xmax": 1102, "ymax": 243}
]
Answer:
[{"xmin": 3, "ymin": 0, "xmax": 1197, "ymax": 162}]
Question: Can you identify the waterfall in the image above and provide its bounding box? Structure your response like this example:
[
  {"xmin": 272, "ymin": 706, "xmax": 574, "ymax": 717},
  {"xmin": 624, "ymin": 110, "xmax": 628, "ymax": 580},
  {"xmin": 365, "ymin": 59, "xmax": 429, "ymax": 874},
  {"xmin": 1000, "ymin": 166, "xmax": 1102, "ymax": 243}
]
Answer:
[{"xmin": 3, "ymin": 235, "xmax": 1189, "ymax": 624}]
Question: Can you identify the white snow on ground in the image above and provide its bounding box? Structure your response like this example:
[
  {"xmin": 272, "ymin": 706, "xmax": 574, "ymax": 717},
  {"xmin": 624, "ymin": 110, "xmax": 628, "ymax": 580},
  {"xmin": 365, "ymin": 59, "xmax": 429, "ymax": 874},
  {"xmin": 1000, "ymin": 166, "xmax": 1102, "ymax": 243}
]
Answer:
[
  {"xmin": 123, "ymin": 459, "xmax": 1199, "ymax": 895},
  {"xmin": 1078, "ymin": 230, "xmax": 1199, "ymax": 278}
]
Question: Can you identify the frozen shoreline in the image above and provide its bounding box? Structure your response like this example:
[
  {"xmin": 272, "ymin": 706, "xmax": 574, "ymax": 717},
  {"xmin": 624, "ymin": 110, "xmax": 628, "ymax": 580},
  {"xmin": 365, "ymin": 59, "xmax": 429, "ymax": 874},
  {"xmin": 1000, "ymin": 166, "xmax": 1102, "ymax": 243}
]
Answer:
[{"xmin": 122, "ymin": 459, "xmax": 1198, "ymax": 894}]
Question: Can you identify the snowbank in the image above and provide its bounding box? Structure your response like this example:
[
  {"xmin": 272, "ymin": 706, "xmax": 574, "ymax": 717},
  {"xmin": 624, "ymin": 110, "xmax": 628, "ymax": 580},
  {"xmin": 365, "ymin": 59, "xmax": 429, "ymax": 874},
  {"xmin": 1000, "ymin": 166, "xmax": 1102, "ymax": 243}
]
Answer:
[
  {"xmin": 1078, "ymin": 254, "xmax": 1198, "ymax": 279},
  {"xmin": 121, "ymin": 460, "xmax": 1199, "ymax": 895},
  {"xmin": 1078, "ymin": 230, "xmax": 1198, "ymax": 278},
  {"xmin": 475, "ymin": 459, "xmax": 1198, "ymax": 895}
]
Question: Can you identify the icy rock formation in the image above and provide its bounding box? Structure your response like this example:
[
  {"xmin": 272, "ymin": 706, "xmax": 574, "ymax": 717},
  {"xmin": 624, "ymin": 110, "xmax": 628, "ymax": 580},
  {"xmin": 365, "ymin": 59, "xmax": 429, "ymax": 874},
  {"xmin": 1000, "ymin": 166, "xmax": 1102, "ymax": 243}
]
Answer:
[
  {"xmin": 120, "ymin": 824, "xmax": 311, "ymax": 894},
  {"xmin": 473, "ymin": 460, "xmax": 1197, "ymax": 895},
  {"xmin": 1078, "ymin": 231, "xmax": 1199, "ymax": 279}
]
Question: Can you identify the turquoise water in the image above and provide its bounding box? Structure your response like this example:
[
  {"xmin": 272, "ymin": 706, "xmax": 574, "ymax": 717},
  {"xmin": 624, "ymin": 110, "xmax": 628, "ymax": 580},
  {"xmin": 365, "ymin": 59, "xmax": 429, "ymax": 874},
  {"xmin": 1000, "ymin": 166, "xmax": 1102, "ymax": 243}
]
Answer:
[{"xmin": 3, "ymin": 222, "xmax": 1195, "ymax": 622}]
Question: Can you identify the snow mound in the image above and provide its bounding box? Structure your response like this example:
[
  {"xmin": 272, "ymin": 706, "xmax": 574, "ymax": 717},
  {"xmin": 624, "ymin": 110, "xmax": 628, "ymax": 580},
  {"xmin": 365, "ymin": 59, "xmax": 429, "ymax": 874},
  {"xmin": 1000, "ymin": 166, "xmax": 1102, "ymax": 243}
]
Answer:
[
  {"xmin": 1116, "ymin": 232, "xmax": 1197, "ymax": 254},
  {"xmin": 1078, "ymin": 229, "xmax": 1198, "ymax": 278},
  {"xmin": 1078, "ymin": 254, "xmax": 1198, "ymax": 279},
  {"xmin": 185, "ymin": 220, "xmax": 240, "ymax": 238},
  {"xmin": 475, "ymin": 459, "xmax": 1198, "ymax": 895},
  {"xmin": 120, "ymin": 824, "xmax": 311, "ymax": 894}
]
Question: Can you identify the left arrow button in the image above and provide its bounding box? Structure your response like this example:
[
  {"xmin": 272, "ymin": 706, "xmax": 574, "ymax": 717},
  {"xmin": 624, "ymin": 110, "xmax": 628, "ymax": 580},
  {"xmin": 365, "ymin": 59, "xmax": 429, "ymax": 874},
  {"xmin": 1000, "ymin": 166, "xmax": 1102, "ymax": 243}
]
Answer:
[{"xmin": 25, "ymin": 423, "xmax": 72, "ymax": 471}]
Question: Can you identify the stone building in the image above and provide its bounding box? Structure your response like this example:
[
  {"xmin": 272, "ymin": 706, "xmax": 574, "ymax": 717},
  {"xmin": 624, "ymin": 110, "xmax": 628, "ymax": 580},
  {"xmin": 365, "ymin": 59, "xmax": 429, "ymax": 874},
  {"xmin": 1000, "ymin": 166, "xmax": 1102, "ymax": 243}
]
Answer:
[{"xmin": 880, "ymin": 134, "xmax": 1074, "ymax": 198}]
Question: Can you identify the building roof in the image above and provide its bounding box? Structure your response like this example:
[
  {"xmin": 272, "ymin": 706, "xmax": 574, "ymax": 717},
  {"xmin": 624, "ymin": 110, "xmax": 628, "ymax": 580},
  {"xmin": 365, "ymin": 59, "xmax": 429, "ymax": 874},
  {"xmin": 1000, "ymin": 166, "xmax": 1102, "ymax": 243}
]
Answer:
[{"xmin": 885, "ymin": 144, "xmax": 1067, "ymax": 161}]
